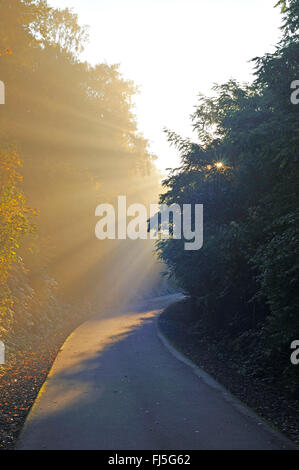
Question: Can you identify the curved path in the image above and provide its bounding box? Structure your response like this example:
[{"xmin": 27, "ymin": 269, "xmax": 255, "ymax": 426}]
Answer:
[{"xmin": 17, "ymin": 295, "xmax": 294, "ymax": 450}]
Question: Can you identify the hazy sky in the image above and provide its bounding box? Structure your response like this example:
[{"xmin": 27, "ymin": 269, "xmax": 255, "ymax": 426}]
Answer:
[{"xmin": 49, "ymin": 0, "xmax": 282, "ymax": 171}]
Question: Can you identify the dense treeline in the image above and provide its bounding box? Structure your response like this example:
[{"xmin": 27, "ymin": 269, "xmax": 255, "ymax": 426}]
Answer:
[
  {"xmin": 157, "ymin": 0, "xmax": 299, "ymax": 395},
  {"xmin": 0, "ymin": 0, "xmax": 161, "ymax": 358}
]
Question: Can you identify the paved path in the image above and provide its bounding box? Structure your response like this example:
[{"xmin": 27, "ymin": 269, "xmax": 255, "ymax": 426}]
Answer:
[{"xmin": 17, "ymin": 295, "xmax": 294, "ymax": 450}]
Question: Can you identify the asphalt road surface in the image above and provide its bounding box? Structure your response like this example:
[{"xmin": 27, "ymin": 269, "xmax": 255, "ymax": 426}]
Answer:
[{"xmin": 17, "ymin": 294, "xmax": 294, "ymax": 450}]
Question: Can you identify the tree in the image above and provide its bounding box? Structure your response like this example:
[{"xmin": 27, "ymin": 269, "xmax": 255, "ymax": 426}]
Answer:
[{"xmin": 156, "ymin": 0, "xmax": 299, "ymax": 392}]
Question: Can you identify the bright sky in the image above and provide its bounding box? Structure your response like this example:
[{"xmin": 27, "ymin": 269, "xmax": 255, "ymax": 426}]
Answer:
[{"xmin": 49, "ymin": 0, "xmax": 282, "ymax": 172}]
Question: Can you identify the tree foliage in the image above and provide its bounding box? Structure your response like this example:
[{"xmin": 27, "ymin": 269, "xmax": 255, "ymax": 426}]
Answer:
[
  {"xmin": 0, "ymin": 0, "xmax": 160, "ymax": 352},
  {"xmin": 157, "ymin": 0, "xmax": 299, "ymax": 393}
]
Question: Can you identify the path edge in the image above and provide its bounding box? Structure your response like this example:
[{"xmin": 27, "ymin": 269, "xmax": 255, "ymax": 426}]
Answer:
[
  {"xmin": 15, "ymin": 329, "xmax": 77, "ymax": 450},
  {"xmin": 156, "ymin": 313, "xmax": 298, "ymax": 450}
]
